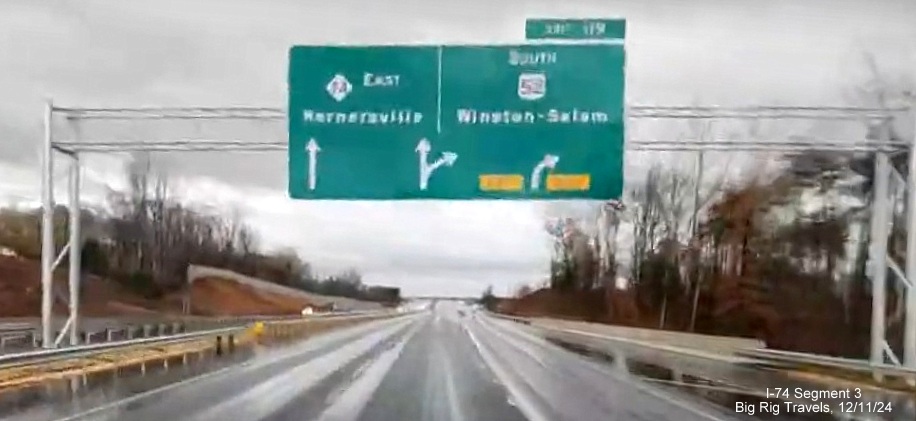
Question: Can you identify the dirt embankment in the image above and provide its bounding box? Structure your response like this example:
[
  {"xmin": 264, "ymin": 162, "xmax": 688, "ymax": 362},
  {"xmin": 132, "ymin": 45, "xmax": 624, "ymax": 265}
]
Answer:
[
  {"xmin": 0, "ymin": 256, "xmax": 44, "ymax": 317},
  {"xmin": 498, "ymin": 287, "xmax": 655, "ymax": 328},
  {"xmin": 0, "ymin": 256, "xmax": 313, "ymax": 317},
  {"xmin": 186, "ymin": 277, "xmax": 314, "ymax": 316},
  {"xmin": 0, "ymin": 255, "xmax": 161, "ymax": 317}
]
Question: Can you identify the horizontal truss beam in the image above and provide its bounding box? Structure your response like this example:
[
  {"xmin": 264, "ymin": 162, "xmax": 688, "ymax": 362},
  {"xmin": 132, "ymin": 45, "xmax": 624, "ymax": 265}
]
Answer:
[
  {"xmin": 52, "ymin": 139, "xmax": 909, "ymax": 153},
  {"xmin": 54, "ymin": 105, "xmax": 910, "ymax": 121}
]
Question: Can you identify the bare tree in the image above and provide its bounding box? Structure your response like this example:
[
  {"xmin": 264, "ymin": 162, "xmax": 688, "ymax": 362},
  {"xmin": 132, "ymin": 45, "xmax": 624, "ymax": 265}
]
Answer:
[
  {"xmin": 568, "ymin": 223, "xmax": 597, "ymax": 290},
  {"xmin": 629, "ymin": 165, "xmax": 665, "ymax": 283},
  {"xmin": 595, "ymin": 200, "xmax": 625, "ymax": 286},
  {"xmin": 515, "ymin": 284, "xmax": 533, "ymax": 298},
  {"xmin": 545, "ymin": 218, "xmax": 574, "ymax": 290},
  {"xmin": 683, "ymin": 120, "xmax": 731, "ymax": 331},
  {"xmin": 236, "ymin": 223, "xmax": 259, "ymax": 274},
  {"xmin": 150, "ymin": 172, "xmax": 169, "ymax": 281},
  {"xmin": 625, "ymin": 158, "xmax": 725, "ymax": 328},
  {"xmin": 128, "ymin": 154, "xmax": 152, "ymax": 273}
]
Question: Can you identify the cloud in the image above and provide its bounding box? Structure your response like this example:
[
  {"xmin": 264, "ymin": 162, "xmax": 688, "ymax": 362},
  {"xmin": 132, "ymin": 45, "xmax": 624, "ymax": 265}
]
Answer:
[{"xmin": 1, "ymin": 0, "xmax": 914, "ymax": 296}]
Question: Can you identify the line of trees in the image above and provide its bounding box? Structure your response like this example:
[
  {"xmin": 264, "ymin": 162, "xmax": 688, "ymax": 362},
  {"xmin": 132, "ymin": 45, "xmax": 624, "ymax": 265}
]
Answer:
[
  {"xmin": 526, "ymin": 59, "xmax": 914, "ymax": 357},
  {"xmin": 492, "ymin": 156, "xmax": 893, "ymax": 356},
  {"xmin": 533, "ymin": 124, "xmax": 911, "ymax": 357},
  {"xmin": 0, "ymin": 156, "xmax": 399, "ymax": 304}
]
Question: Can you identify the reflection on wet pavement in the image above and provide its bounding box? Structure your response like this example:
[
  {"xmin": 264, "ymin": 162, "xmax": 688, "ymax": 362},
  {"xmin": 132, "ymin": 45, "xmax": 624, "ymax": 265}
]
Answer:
[
  {"xmin": 548, "ymin": 337, "xmax": 916, "ymax": 421},
  {"xmin": 0, "ymin": 347, "xmax": 255, "ymax": 420},
  {"xmin": 3, "ymin": 312, "xmax": 915, "ymax": 421}
]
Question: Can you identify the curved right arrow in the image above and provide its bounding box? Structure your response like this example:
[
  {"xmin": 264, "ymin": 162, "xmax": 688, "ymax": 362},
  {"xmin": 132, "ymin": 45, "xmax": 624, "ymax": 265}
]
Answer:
[{"xmin": 530, "ymin": 154, "xmax": 560, "ymax": 191}]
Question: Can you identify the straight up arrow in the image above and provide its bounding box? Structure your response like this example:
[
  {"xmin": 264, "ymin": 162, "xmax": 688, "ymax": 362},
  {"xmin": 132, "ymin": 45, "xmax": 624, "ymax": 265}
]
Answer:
[
  {"xmin": 416, "ymin": 138, "xmax": 431, "ymax": 179},
  {"xmin": 306, "ymin": 138, "xmax": 321, "ymax": 191},
  {"xmin": 530, "ymin": 154, "xmax": 560, "ymax": 191}
]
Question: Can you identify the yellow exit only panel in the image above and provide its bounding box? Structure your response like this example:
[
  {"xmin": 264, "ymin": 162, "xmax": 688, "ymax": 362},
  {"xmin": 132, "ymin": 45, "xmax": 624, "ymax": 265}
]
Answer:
[
  {"xmin": 479, "ymin": 174, "xmax": 524, "ymax": 192},
  {"xmin": 546, "ymin": 174, "xmax": 591, "ymax": 191}
]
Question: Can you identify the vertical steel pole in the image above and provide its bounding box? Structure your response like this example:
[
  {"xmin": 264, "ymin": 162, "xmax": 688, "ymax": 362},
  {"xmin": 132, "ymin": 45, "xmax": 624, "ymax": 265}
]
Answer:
[
  {"xmin": 869, "ymin": 150, "xmax": 891, "ymax": 369},
  {"xmin": 184, "ymin": 277, "xmax": 192, "ymax": 315},
  {"xmin": 906, "ymin": 103, "xmax": 916, "ymax": 370},
  {"xmin": 689, "ymin": 150, "xmax": 704, "ymax": 332},
  {"xmin": 40, "ymin": 99, "xmax": 54, "ymax": 348},
  {"xmin": 68, "ymin": 154, "xmax": 81, "ymax": 346}
]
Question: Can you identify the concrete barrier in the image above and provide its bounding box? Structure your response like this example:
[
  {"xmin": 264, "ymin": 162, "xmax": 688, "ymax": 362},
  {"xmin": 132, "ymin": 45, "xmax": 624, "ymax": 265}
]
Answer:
[
  {"xmin": 187, "ymin": 265, "xmax": 384, "ymax": 312},
  {"xmin": 249, "ymin": 312, "xmax": 402, "ymax": 345},
  {"xmin": 526, "ymin": 317, "xmax": 764, "ymax": 355}
]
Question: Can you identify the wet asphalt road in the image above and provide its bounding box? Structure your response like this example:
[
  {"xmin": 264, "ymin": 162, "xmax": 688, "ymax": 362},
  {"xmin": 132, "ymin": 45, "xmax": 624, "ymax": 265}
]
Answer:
[{"xmin": 5, "ymin": 303, "xmax": 852, "ymax": 421}]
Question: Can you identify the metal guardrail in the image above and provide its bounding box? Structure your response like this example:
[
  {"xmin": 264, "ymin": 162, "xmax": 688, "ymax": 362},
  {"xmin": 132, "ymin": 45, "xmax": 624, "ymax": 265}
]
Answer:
[
  {"xmin": 0, "ymin": 313, "xmax": 354, "ymax": 352},
  {"xmin": 1, "ymin": 321, "xmax": 190, "ymax": 352},
  {"xmin": 0, "ymin": 310, "xmax": 400, "ymax": 370},
  {"xmin": 484, "ymin": 313, "xmax": 533, "ymax": 324},
  {"xmin": 0, "ymin": 326, "xmax": 247, "ymax": 371},
  {"xmin": 490, "ymin": 312, "xmax": 916, "ymax": 385},
  {"xmin": 738, "ymin": 348, "xmax": 916, "ymax": 379},
  {"xmin": 0, "ymin": 323, "xmax": 37, "ymax": 349}
]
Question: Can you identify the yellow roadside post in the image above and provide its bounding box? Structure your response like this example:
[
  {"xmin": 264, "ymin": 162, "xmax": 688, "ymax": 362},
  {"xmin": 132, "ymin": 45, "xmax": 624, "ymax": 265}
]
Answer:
[{"xmin": 251, "ymin": 322, "xmax": 265, "ymax": 343}]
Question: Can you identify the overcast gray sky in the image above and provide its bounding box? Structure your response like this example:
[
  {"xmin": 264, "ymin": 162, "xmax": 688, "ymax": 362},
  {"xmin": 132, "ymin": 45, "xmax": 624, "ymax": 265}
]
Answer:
[{"xmin": 1, "ymin": 0, "xmax": 914, "ymax": 296}]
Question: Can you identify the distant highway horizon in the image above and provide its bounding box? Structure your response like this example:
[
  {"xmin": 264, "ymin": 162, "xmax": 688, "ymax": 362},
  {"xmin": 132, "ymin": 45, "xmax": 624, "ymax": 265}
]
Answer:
[{"xmin": 403, "ymin": 296, "xmax": 478, "ymax": 302}]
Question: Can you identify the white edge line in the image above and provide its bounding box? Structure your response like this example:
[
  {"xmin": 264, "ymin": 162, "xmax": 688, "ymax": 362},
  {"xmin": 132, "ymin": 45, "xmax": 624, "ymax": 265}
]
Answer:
[
  {"xmin": 316, "ymin": 318, "xmax": 425, "ymax": 421},
  {"xmin": 54, "ymin": 362, "xmax": 241, "ymax": 421},
  {"xmin": 475, "ymin": 317, "xmax": 547, "ymax": 369},
  {"xmin": 465, "ymin": 327, "xmax": 550, "ymax": 421},
  {"xmin": 521, "ymin": 324, "xmax": 731, "ymax": 421},
  {"xmin": 54, "ymin": 317, "xmax": 414, "ymax": 421}
]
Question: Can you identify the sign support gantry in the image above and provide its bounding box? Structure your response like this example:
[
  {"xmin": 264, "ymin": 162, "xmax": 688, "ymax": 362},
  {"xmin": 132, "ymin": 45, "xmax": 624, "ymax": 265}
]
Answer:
[{"xmin": 40, "ymin": 103, "xmax": 916, "ymax": 383}]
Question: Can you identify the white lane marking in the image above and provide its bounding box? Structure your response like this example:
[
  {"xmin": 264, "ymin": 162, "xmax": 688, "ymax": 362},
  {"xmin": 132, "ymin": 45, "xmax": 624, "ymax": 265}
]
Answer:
[
  {"xmin": 422, "ymin": 341, "xmax": 437, "ymax": 419},
  {"xmin": 54, "ymin": 317, "xmax": 422, "ymax": 421},
  {"xmin": 236, "ymin": 315, "xmax": 421, "ymax": 374},
  {"xmin": 316, "ymin": 319, "xmax": 425, "ymax": 421},
  {"xmin": 187, "ymin": 319, "xmax": 415, "ymax": 421},
  {"xmin": 475, "ymin": 318, "xmax": 548, "ymax": 369},
  {"xmin": 465, "ymin": 326, "xmax": 545, "ymax": 421},
  {"xmin": 323, "ymin": 357, "xmax": 374, "ymax": 406},
  {"xmin": 437, "ymin": 340, "xmax": 467, "ymax": 421}
]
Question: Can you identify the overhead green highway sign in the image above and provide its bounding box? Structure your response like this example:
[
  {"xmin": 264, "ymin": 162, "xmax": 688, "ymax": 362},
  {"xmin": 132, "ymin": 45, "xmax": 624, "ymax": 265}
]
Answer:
[{"xmin": 288, "ymin": 40, "xmax": 626, "ymax": 200}]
